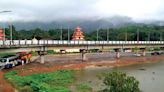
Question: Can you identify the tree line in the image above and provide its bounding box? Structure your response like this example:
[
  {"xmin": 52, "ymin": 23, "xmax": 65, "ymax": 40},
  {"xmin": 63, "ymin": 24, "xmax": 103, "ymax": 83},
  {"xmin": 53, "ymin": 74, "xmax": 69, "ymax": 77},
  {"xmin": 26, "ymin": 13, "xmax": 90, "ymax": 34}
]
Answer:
[{"xmin": 3, "ymin": 24, "xmax": 164, "ymax": 41}]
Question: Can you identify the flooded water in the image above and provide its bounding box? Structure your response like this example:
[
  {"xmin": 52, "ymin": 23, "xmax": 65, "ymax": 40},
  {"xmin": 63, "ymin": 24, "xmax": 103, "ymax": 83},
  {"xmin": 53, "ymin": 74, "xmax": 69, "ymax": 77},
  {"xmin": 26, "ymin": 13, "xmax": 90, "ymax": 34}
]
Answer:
[{"xmin": 73, "ymin": 60, "xmax": 164, "ymax": 92}]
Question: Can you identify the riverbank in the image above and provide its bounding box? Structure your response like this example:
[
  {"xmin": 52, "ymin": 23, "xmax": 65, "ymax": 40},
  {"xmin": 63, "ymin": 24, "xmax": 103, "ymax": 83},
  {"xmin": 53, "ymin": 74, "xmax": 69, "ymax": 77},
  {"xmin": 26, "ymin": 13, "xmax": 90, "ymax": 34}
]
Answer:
[{"xmin": 0, "ymin": 55, "xmax": 164, "ymax": 92}]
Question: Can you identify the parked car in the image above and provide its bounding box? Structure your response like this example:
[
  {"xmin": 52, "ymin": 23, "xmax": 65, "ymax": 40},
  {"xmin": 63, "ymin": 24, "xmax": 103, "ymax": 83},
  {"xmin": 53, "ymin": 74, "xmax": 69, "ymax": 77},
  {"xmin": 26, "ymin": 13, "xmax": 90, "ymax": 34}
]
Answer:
[
  {"xmin": 151, "ymin": 51, "xmax": 163, "ymax": 55},
  {"xmin": 133, "ymin": 53, "xmax": 141, "ymax": 57},
  {"xmin": 0, "ymin": 55, "xmax": 19, "ymax": 69}
]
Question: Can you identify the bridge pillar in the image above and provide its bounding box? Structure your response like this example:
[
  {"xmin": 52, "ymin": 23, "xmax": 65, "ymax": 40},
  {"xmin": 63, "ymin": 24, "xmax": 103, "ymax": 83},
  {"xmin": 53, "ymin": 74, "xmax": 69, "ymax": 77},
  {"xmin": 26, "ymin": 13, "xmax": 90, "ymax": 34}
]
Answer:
[
  {"xmin": 38, "ymin": 46, "xmax": 47, "ymax": 64},
  {"xmin": 40, "ymin": 55, "xmax": 45, "ymax": 64},
  {"xmin": 114, "ymin": 49, "xmax": 121, "ymax": 59},
  {"xmin": 80, "ymin": 49, "xmax": 87, "ymax": 62},
  {"xmin": 140, "ymin": 48, "xmax": 146, "ymax": 56}
]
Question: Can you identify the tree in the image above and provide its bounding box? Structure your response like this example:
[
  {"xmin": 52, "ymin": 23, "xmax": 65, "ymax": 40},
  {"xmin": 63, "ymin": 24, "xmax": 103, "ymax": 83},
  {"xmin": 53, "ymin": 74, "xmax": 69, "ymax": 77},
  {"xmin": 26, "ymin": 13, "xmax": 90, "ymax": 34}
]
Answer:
[{"xmin": 100, "ymin": 71, "xmax": 141, "ymax": 92}]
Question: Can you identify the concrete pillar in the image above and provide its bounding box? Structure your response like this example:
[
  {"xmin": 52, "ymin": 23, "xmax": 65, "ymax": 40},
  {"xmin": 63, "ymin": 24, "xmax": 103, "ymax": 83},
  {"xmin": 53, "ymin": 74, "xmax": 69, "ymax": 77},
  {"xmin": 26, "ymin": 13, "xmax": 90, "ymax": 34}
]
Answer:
[
  {"xmin": 114, "ymin": 49, "xmax": 121, "ymax": 59},
  {"xmin": 21, "ymin": 60, "xmax": 24, "ymax": 65},
  {"xmin": 80, "ymin": 49, "xmax": 87, "ymax": 62},
  {"xmin": 82, "ymin": 52, "xmax": 87, "ymax": 61},
  {"xmin": 40, "ymin": 55, "xmax": 45, "ymax": 64},
  {"xmin": 116, "ymin": 51, "xmax": 120, "ymax": 58},
  {"xmin": 140, "ymin": 48, "xmax": 146, "ymax": 56},
  {"xmin": 141, "ymin": 49, "xmax": 146, "ymax": 56}
]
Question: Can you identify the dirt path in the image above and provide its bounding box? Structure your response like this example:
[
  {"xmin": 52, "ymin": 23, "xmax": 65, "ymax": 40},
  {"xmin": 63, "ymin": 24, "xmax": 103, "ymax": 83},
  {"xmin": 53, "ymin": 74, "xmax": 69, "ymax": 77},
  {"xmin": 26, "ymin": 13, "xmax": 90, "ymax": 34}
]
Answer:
[{"xmin": 0, "ymin": 71, "xmax": 16, "ymax": 92}]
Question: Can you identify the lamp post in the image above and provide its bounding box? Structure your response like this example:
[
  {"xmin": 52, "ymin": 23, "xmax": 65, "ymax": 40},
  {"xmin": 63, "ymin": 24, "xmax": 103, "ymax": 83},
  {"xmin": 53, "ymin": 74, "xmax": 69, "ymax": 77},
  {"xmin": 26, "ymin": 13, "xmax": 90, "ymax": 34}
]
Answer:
[
  {"xmin": 97, "ymin": 28, "xmax": 99, "ymax": 41},
  {"xmin": 107, "ymin": 28, "xmax": 109, "ymax": 41},
  {"xmin": 125, "ymin": 32, "xmax": 127, "ymax": 41},
  {"xmin": 60, "ymin": 26, "xmax": 62, "ymax": 41},
  {"xmin": 148, "ymin": 32, "xmax": 150, "ymax": 41},
  {"xmin": 68, "ymin": 26, "xmax": 70, "ymax": 41},
  {"xmin": 137, "ymin": 29, "xmax": 139, "ymax": 42},
  {"xmin": 160, "ymin": 32, "xmax": 162, "ymax": 41}
]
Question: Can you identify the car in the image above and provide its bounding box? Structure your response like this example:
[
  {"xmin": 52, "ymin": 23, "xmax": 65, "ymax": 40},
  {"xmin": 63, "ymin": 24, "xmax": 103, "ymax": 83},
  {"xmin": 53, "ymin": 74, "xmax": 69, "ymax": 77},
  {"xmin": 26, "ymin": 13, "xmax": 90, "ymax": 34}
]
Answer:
[
  {"xmin": 133, "ymin": 53, "xmax": 141, "ymax": 57},
  {"xmin": 151, "ymin": 51, "xmax": 163, "ymax": 55},
  {"xmin": 0, "ymin": 55, "xmax": 19, "ymax": 69}
]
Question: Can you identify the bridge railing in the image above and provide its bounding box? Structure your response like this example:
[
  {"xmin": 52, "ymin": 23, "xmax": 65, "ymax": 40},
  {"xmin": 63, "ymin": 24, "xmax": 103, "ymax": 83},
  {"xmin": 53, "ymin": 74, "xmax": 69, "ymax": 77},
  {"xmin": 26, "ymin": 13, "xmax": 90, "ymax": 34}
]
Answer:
[{"xmin": 0, "ymin": 40, "xmax": 164, "ymax": 46}]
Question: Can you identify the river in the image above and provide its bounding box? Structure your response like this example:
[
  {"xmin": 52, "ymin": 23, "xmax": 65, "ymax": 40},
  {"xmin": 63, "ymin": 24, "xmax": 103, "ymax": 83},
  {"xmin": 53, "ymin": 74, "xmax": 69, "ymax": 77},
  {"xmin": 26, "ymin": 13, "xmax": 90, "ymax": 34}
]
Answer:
[{"xmin": 72, "ymin": 60, "xmax": 164, "ymax": 92}]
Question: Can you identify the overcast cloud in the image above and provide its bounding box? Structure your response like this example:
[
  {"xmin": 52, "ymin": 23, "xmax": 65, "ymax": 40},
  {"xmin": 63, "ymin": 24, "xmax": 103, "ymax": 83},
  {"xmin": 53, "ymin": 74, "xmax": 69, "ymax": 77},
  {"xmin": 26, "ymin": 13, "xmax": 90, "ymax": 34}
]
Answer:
[{"xmin": 0, "ymin": 0, "xmax": 164, "ymax": 22}]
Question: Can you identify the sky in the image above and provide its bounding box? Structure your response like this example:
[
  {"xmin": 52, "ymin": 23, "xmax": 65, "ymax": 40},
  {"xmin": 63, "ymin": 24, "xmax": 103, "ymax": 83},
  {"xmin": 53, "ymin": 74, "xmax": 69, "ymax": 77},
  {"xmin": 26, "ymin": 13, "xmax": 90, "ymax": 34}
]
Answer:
[{"xmin": 0, "ymin": 0, "xmax": 164, "ymax": 22}]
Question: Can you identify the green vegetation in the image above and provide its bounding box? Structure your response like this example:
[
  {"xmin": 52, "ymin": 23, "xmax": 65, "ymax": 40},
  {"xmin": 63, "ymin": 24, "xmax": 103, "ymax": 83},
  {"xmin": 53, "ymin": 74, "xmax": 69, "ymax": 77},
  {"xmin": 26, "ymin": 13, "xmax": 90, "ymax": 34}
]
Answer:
[
  {"xmin": 3, "ymin": 25, "xmax": 164, "ymax": 41},
  {"xmin": 76, "ymin": 83, "xmax": 92, "ymax": 92},
  {"xmin": 47, "ymin": 50, "xmax": 57, "ymax": 55},
  {"xmin": 100, "ymin": 71, "xmax": 141, "ymax": 92},
  {"xmin": 31, "ymin": 51, "xmax": 38, "ymax": 56},
  {"xmin": 153, "ymin": 47, "xmax": 161, "ymax": 51},
  {"xmin": 132, "ymin": 47, "xmax": 140, "ymax": 53},
  {"xmin": 88, "ymin": 49, "xmax": 99, "ymax": 53},
  {"xmin": 0, "ymin": 52, "xmax": 16, "ymax": 57},
  {"xmin": 146, "ymin": 47, "xmax": 161, "ymax": 51},
  {"xmin": 4, "ymin": 70, "xmax": 75, "ymax": 92}
]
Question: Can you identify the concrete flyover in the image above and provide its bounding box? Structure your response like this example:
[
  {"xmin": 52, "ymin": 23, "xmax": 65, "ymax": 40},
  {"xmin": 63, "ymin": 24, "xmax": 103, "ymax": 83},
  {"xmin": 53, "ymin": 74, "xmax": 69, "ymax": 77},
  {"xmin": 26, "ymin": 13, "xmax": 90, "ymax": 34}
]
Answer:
[
  {"xmin": 0, "ymin": 40, "xmax": 164, "ymax": 49},
  {"xmin": 0, "ymin": 40, "xmax": 164, "ymax": 63}
]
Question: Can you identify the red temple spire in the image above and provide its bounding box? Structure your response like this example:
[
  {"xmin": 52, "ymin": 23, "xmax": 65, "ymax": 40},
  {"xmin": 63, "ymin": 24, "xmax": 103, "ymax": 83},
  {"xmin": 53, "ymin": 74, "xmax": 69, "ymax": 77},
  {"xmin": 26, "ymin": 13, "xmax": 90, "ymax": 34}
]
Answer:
[
  {"xmin": 0, "ymin": 28, "xmax": 5, "ymax": 40},
  {"xmin": 72, "ymin": 26, "xmax": 85, "ymax": 40}
]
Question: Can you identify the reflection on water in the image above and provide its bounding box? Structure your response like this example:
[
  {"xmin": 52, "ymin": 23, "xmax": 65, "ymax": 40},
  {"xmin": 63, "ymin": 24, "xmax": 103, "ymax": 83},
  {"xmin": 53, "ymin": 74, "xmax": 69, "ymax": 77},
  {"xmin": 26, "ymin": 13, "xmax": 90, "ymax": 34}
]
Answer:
[{"xmin": 73, "ymin": 61, "xmax": 164, "ymax": 92}]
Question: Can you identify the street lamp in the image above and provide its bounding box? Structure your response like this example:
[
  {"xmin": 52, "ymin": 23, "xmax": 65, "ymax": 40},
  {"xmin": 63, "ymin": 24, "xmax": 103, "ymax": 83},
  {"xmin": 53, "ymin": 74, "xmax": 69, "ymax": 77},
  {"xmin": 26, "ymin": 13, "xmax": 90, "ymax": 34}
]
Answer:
[
  {"xmin": 97, "ymin": 28, "xmax": 99, "ymax": 41},
  {"xmin": 107, "ymin": 28, "xmax": 109, "ymax": 41},
  {"xmin": 60, "ymin": 26, "xmax": 63, "ymax": 41},
  {"xmin": 137, "ymin": 29, "xmax": 139, "ymax": 42},
  {"xmin": 67, "ymin": 26, "xmax": 70, "ymax": 41},
  {"xmin": 125, "ymin": 32, "xmax": 127, "ymax": 41}
]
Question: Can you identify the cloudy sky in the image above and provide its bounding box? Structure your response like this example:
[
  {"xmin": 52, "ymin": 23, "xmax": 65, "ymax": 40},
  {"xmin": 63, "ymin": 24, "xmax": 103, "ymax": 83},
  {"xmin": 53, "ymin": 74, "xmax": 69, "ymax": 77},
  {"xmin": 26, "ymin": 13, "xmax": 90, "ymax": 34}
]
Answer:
[{"xmin": 0, "ymin": 0, "xmax": 164, "ymax": 22}]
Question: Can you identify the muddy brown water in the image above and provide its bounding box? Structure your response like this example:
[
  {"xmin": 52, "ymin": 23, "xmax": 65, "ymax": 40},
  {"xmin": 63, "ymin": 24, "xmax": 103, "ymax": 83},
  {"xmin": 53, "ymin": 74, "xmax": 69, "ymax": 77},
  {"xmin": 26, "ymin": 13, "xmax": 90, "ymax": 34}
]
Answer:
[{"xmin": 71, "ymin": 60, "xmax": 164, "ymax": 92}]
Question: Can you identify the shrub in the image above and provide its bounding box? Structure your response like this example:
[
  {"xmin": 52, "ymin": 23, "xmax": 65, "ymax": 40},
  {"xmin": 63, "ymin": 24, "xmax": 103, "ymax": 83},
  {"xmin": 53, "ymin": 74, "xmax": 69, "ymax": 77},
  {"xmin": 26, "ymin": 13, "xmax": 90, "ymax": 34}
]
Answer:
[
  {"xmin": 31, "ymin": 51, "xmax": 38, "ymax": 56},
  {"xmin": 153, "ymin": 47, "xmax": 160, "ymax": 51},
  {"xmin": 47, "ymin": 50, "xmax": 56, "ymax": 55},
  {"xmin": 100, "ymin": 71, "xmax": 141, "ymax": 92}
]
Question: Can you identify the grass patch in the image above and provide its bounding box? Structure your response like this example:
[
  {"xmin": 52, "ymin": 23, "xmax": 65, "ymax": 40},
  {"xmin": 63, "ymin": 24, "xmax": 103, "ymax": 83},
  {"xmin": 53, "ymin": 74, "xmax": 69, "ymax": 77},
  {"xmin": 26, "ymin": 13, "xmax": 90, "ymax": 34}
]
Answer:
[
  {"xmin": 0, "ymin": 52, "xmax": 16, "ymax": 57},
  {"xmin": 76, "ymin": 83, "xmax": 92, "ymax": 92},
  {"xmin": 47, "ymin": 50, "xmax": 57, "ymax": 55},
  {"xmin": 4, "ymin": 70, "xmax": 75, "ymax": 92}
]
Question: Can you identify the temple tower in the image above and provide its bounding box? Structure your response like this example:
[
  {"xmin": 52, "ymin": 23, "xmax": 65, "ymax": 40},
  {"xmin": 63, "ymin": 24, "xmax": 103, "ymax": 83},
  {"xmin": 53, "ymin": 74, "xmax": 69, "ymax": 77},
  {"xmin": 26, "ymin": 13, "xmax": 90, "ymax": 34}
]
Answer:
[
  {"xmin": 0, "ymin": 28, "xmax": 5, "ymax": 40},
  {"xmin": 72, "ymin": 26, "xmax": 84, "ymax": 40}
]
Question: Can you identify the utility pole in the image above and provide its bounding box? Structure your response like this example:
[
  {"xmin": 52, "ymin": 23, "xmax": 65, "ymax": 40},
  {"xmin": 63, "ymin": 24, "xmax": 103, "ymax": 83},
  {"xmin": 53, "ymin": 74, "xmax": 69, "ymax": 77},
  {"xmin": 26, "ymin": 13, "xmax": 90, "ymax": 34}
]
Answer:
[
  {"xmin": 97, "ymin": 28, "xmax": 99, "ymax": 41},
  {"xmin": 107, "ymin": 28, "xmax": 109, "ymax": 41},
  {"xmin": 60, "ymin": 26, "xmax": 62, "ymax": 41},
  {"xmin": 148, "ymin": 32, "xmax": 150, "ymax": 41},
  {"xmin": 3, "ymin": 27, "xmax": 5, "ymax": 41},
  {"xmin": 10, "ymin": 24, "xmax": 12, "ymax": 42},
  {"xmin": 160, "ymin": 32, "xmax": 163, "ymax": 41},
  {"xmin": 125, "ymin": 32, "xmax": 127, "ymax": 41},
  {"xmin": 68, "ymin": 26, "xmax": 70, "ymax": 41},
  {"xmin": 137, "ymin": 29, "xmax": 139, "ymax": 42}
]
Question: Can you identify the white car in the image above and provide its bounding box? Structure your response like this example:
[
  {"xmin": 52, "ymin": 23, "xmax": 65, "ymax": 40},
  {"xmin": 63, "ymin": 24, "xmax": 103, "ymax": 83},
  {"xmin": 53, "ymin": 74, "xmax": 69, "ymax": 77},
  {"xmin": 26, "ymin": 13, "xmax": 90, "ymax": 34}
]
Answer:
[
  {"xmin": 0, "ymin": 55, "xmax": 19, "ymax": 69},
  {"xmin": 133, "ymin": 53, "xmax": 141, "ymax": 57}
]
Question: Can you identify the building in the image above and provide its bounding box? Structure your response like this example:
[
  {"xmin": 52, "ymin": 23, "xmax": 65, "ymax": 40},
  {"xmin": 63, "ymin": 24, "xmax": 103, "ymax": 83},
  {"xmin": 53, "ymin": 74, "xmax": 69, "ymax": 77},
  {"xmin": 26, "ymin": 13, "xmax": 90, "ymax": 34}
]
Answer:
[
  {"xmin": 0, "ymin": 28, "xmax": 5, "ymax": 40},
  {"xmin": 72, "ymin": 26, "xmax": 85, "ymax": 40}
]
